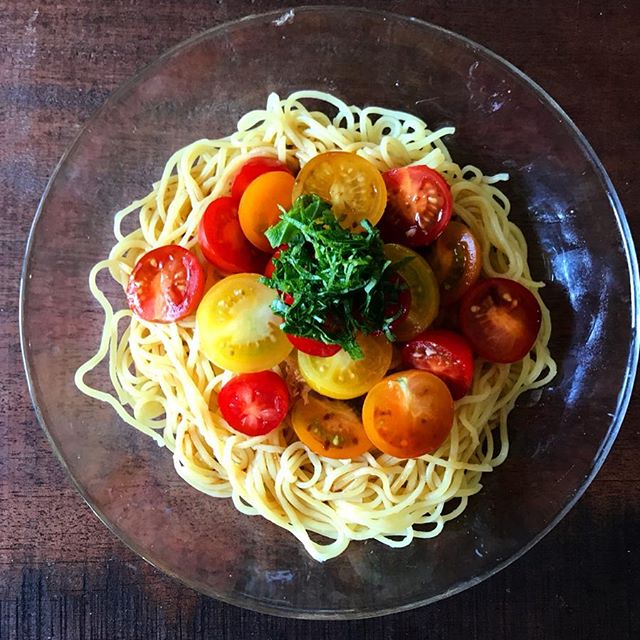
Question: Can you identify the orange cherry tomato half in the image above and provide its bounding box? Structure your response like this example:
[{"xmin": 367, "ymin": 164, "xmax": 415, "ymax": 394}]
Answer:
[
  {"xmin": 362, "ymin": 370, "xmax": 454, "ymax": 459},
  {"xmin": 428, "ymin": 221, "xmax": 482, "ymax": 305},
  {"xmin": 231, "ymin": 156, "xmax": 292, "ymax": 203},
  {"xmin": 380, "ymin": 165, "xmax": 452, "ymax": 246},
  {"xmin": 291, "ymin": 151, "xmax": 387, "ymax": 231},
  {"xmin": 459, "ymin": 278, "xmax": 542, "ymax": 363},
  {"xmin": 126, "ymin": 245, "xmax": 204, "ymax": 323},
  {"xmin": 292, "ymin": 394, "xmax": 372, "ymax": 459},
  {"xmin": 198, "ymin": 196, "xmax": 269, "ymax": 274},
  {"xmin": 401, "ymin": 329, "xmax": 474, "ymax": 400},
  {"xmin": 218, "ymin": 371, "xmax": 289, "ymax": 436},
  {"xmin": 239, "ymin": 171, "xmax": 295, "ymax": 252}
]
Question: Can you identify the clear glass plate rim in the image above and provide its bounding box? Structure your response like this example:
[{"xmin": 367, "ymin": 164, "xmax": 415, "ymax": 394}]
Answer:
[{"xmin": 18, "ymin": 5, "xmax": 640, "ymax": 619}]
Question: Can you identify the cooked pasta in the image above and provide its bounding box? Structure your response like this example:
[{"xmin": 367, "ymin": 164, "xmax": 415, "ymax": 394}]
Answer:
[{"xmin": 75, "ymin": 91, "xmax": 556, "ymax": 561}]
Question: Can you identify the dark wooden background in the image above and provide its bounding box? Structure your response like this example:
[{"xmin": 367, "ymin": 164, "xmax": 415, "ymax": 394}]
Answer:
[{"xmin": 1, "ymin": 1, "xmax": 639, "ymax": 638}]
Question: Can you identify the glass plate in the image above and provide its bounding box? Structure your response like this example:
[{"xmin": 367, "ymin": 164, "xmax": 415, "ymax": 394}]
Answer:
[{"xmin": 20, "ymin": 7, "xmax": 639, "ymax": 619}]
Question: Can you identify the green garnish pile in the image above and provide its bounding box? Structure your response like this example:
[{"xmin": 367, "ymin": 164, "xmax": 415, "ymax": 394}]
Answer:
[{"xmin": 261, "ymin": 195, "xmax": 404, "ymax": 359}]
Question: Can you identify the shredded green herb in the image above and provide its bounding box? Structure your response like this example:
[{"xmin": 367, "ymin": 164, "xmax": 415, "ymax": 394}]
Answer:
[{"xmin": 260, "ymin": 194, "xmax": 405, "ymax": 359}]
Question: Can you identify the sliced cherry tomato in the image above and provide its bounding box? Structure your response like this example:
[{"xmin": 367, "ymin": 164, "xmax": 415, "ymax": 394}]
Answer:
[
  {"xmin": 292, "ymin": 394, "xmax": 372, "ymax": 459},
  {"xmin": 428, "ymin": 221, "xmax": 482, "ymax": 305},
  {"xmin": 380, "ymin": 165, "xmax": 452, "ymax": 246},
  {"xmin": 362, "ymin": 370, "xmax": 454, "ymax": 458},
  {"xmin": 286, "ymin": 334, "xmax": 341, "ymax": 357},
  {"xmin": 126, "ymin": 245, "xmax": 204, "ymax": 323},
  {"xmin": 383, "ymin": 273, "xmax": 411, "ymax": 335},
  {"xmin": 231, "ymin": 156, "xmax": 292, "ymax": 203},
  {"xmin": 401, "ymin": 329, "xmax": 474, "ymax": 400},
  {"xmin": 196, "ymin": 273, "xmax": 293, "ymax": 372},
  {"xmin": 263, "ymin": 245, "xmax": 294, "ymax": 305},
  {"xmin": 384, "ymin": 244, "xmax": 440, "ymax": 341},
  {"xmin": 239, "ymin": 171, "xmax": 295, "ymax": 252},
  {"xmin": 297, "ymin": 333, "xmax": 392, "ymax": 400},
  {"xmin": 291, "ymin": 151, "xmax": 387, "ymax": 231},
  {"xmin": 218, "ymin": 371, "xmax": 289, "ymax": 436},
  {"xmin": 263, "ymin": 249, "xmax": 280, "ymax": 280},
  {"xmin": 459, "ymin": 278, "xmax": 542, "ymax": 363},
  {"xmin": 198, "ymin": 197, "xmax": 269, "ymax": 274}
]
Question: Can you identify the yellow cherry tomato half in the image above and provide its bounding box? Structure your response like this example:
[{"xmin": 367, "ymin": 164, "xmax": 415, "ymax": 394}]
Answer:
[
  {"xmin": 238, "ymin": 171, "xmax": 295, "ymax": 251},
  {"xmin": 291, "ymin": 394, "xmax": 372, "ymax": 459},
  {"xmin": 196, "ymin": 273, "xmax": 292, "ymax": 372},
  {"xmin": 291, "ymin": 151, "xmax": 387, "ymax": 231},
  {"xmin": 362, "ymin": 370, "xmax": 454, "ymax": 459},
  {"xmin": 384, "ymin": 243, "xmax": 440, "ymax": 341},
  {"xmin": 297, "ymin": 333, "xmax": 392, "ymax": 400}
]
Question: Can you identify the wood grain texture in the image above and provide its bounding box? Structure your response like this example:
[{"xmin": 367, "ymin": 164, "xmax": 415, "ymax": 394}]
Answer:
[{"xmin": 1, "ymin": 0, "xmax": 639, "ymax": 638}]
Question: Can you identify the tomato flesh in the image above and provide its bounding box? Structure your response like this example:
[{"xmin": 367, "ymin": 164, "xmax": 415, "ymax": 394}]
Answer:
[
  {"xmin": 428, "ymin": 221, "xmax": 482, "ymax": 305},
  {"xmin": 401, "ymin": 329, "xmax": 474, "ymax": 400},
  {"xmin": 126, "ymin": 245, "xmax": 204, "ymax": 323},
  {"xmin": 384, "ymin": 244, "xmax": 440, "ymax": 341},
  {"xmin": 263, "ymin": 245, "xmax": 294, "ymax": 305},
  {"xmin": 218, "ymin": 371, "xmax": 289, "ymax": 436},
  {"xmin": 380, "ymin": 165, "xmax": 452, "ymax": 246},
  {"xmin": 291, "ymin": 151, "xmax": 387, "ymax": 231},
  {"xmin": 239, "ymin": 171, "xmax": 295, "ymax": 252},
  {"xmin": 292, "ymin": 394, "xmax": 372, "ymax": 459},
  {"xmin": 198, "ymin": 197, "xmax": 269, "ymax": 274},
  {"xmin": 370, "ymin": 273, "xmax": 411, "ymax": 338},
  {"xmin": 362, "ymin": 370, "xmax": 454, "ymax": 458},
  {"xmin": 297, "ymin": 333, "xmax": 392, "ymax": 400},
  {"xmin": 196, "ymin": 273, "xmax": 293, "ymax": 372},
  {"xmin": 231, "ymin": 156, "xmax": 292, "ymax": 203},
  {"xmin": 286, "ymin": 334, "xmax": 341, "ymax": 357},
  {"xmin": 459, "ymin": 278, "xmax": 542, "ymax": 363}
]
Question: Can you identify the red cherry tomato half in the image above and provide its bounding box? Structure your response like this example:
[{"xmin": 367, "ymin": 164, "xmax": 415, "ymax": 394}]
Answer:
[
  {"xmin": 126, "ymin": 245, "xmax": 204, "ymax": 323},
  {"xmin": 217, "ymin": 371, "xmax": 290, "ymax": 436},
  {"xmin": 286, "ymin": 334, "xmax": 342, "ymax": 357},
  {"xmin": 198, "ymin": 197, "xmax": 269, "ymax": 274},
  {"xmin": 459, "ymin": 278, "xmax": 542, "ymax": 363},
  {"xmin": 401, "ymin": 329, "xmax": 474, "ymax": 400},
  {"xmin": 263, "ymin": 244, "xmax": 289, "ymax": 279},
  {"xmin": 264, "ymin": 245, "xmax": 294, "ymax": 305},
  {"xmin": 380, "ymin": 165, "xmax": 453, "ymax": 246},
  {"xmin": 263, "ymin": 254, "xmax": 277, "ymax": 279},
  {"xmin": 231, "ymin": 156, "xmax": 292, "ymax": 203}
]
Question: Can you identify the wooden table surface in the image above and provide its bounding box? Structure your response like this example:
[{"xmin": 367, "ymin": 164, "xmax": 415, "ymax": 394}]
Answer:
[{"xmin": 1, "ymin": 1, "xmax": 639, "ymax": 638}]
